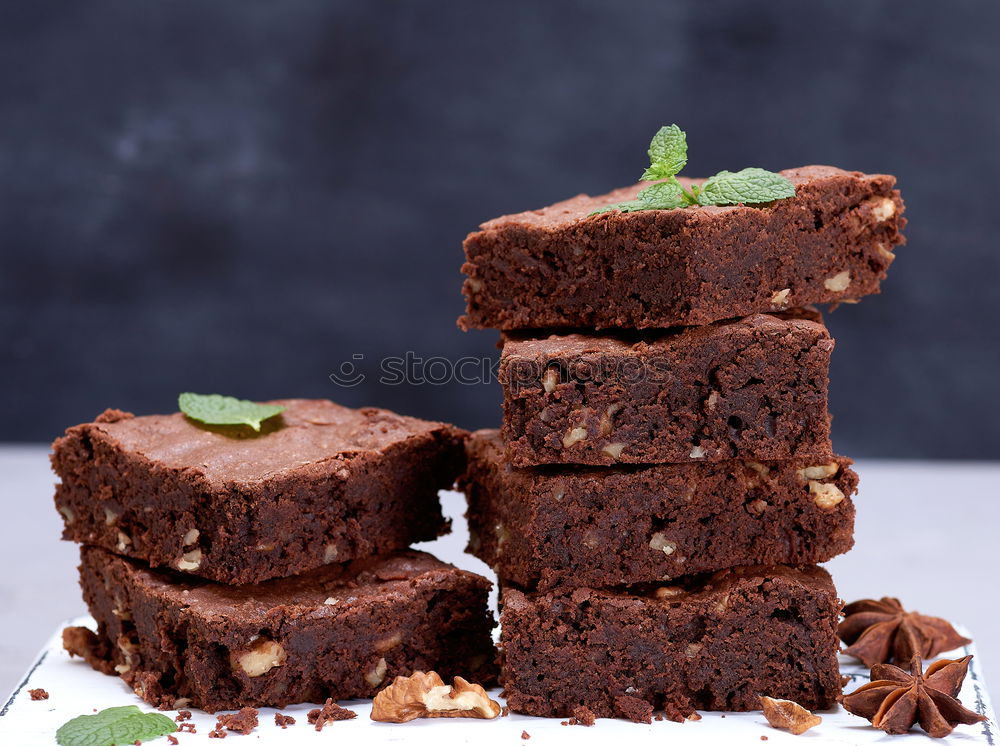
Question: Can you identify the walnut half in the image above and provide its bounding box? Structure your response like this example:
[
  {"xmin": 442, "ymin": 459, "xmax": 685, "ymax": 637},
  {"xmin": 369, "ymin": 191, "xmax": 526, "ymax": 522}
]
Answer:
[
  {"xmin": 760, "ymin": 696, "xmax": 822, "ymax": 735},
  {"xmin": 370, "ymin": 671, "xmax": 501, "ymax": 723}
]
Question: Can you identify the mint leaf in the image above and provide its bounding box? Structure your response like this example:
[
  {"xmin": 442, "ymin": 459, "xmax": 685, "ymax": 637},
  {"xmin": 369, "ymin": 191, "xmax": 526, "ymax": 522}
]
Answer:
[
  {"xmin": 56, "ymin": 705, "xmax": 177, "ymax": 746},
  {"xmin": 696, "ymin": 167, "xmax": 796, "ymax": 206},
  {"xmin": 640, "ymin": 124, "xmax": 687, "ymax": 181},
  {"xmin": 592, "ymin": 180, "xmax": 686, "ymax": 215},
  {"xmin": 589, "ymin": 125, "xmax": 796, "ymax": 216},
  {"xmin": 636, "ymin": 180, "xmax": 686, "ymax": 209},
  {"xmin": 178, "ymin": 392, "xmax": 285, "ymax": 432}
]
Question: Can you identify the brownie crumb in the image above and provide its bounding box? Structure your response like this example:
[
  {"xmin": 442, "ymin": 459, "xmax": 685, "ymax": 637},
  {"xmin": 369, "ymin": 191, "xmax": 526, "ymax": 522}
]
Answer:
[
  {"xmin": 28, "ymin": 688, "xmax": 48, "ymax": 701},
  {"xmin": 501, "ymin": 706, "xmax": 510, "ymax": 717},
  {"xmin": 207, "ymin": 727, "xmax": 226, "ymax": 739},
  {"xmin": 61, "ymin": 626, "xmax": 115, "ymax": 675},
  {"xmin": 175, "ymin": 710, "xmax": 192, "ymax": 722},
  {"xmin": 307, "ymin": 698, "xmax": 356, "ymax": 730},
  {"xmin": 177, "ymin": 722, "xmax": 196, "ymax": 734},
  {"xmin": 613, "ymin": 695, "xmax": 654, "ymax": 724},
  {"xmin": 570, "ymin": 706, "xmax": 596, "ymax": 726},
  {"xmin": 761, "ymin": 737, "xmax": 769, "ymax": 741},
  {"xmin": 274, "ymin": 713, "xmax": 296, "ymax": 728},
  {"xmin": 521, "ymin": 731, "xmax": 530, "ymax": 739},
  {"xmin": 213, "ymin": 707, "xmax": 258, "ymax": 736},
  {"xmin": 654, "ymin": 714, "xmax": 664, "ymax": 721},
  {"xmin": 167, "ymin": 737, "xmax": 179, "ymax": 745}
]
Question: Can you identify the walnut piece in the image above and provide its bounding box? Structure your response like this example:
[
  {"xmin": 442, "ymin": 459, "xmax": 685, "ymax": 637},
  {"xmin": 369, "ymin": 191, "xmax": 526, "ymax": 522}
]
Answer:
[
  {"xmin": 760, "ymin": 696, "xmax": 822, "ymax": 735},
  {"xmin": 232, "ymin": 637, "xmax": 286, "ymax": 677},
  {"xmin": 824, "ymin": 271, "xmax": 851, "ymax": 292},
  {"xmin": 797, "ymin": 462, "xmax": 839, "ymax": 481},
  {"xmin": 867, "ymin": 196, "xmax": 896, "ymax": 222},
  {"xmin": 562, "ymin": 427, "xmax": 588, "ymax": 447},
  {"xmin": 370, "ymin": 671, "xmax": 501, "ymax": 723},
  {"xmin": 365, "ymin": 657, "xmax": 388, "ymax": 687},
  {"xmin": 602, "ymin": 442, "xmax": 625, "ymax": 459},
  {"xmin": 649, "ymin": 533, "xmax": 676, "ymax": 556},
  {"xmin": 770, "ymin": 288, "xmax": 791, "ymax": 306},
  {"xmin": 809, "ymin": 480, "xmax": 845, "ymax": 509},
  {"xmin": 176, "ymin": 548, "xmax": 202, "ymax": 571},
  {"xmin": 689, "ymin": 445, "xmax": 706, "ymax": 459},
  {"xmin": 541, "ymin": 368, "xmax": 559, "ymax": 393}
]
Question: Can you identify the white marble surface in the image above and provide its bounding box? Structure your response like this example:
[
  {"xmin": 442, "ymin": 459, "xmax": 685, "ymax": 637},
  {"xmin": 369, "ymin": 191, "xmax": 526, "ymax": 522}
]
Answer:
[{"xmin": 1, "ymin": 445, "xmax": 998, "ymax": 696}]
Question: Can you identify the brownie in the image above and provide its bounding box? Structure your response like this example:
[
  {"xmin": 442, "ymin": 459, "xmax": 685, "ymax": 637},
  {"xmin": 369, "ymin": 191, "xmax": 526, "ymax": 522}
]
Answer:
[
  {"xmin": 501, "ymin": 312, "xmax": 833, "ymax": 466},
  {"xmin": 70, "ymin": 546, "xmax": 497, "ymax": 713},
  {"xmin": 52, "ymin": 399, "xmax": 466, "ymax": 584},
  {"xmin": 462, "ymin": 430, "xmax": 856, "ymax": 590},
  {"xmin": 499, "ymin": 565, "xmax": 843, "ymax": 720},
  {"xmin": 460, "ymin": 166, "xmax": 905, "ymax": 330}
]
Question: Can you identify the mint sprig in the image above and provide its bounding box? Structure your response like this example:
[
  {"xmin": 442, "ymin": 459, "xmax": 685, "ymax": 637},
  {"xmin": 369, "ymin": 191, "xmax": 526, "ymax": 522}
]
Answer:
[
  {"xmin": 178, "ymin": 392, "xmax": 285, "ymax": 432},
  {"xmin": 592, "ymin": 124, "xmax": 795, "ymax": 215},
  {"xmin": 56, "ymin": 705, "xmax": 177, "ymax": 746}
]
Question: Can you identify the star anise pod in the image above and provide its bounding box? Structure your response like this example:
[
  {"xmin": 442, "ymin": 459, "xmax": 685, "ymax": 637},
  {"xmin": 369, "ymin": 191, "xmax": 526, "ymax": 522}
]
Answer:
[
  {"xmin": 839, "ymin": 597, "xmax": 971, "ymax": 666},
  {"xmin": 841, "ymin": 655, "xmax": 986, "ymax": 738}
]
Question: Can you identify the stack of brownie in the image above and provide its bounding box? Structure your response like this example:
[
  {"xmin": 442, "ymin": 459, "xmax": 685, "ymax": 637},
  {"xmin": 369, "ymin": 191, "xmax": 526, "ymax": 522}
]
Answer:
[
  {"xmin": 50, "ymin": 400, "xmax": 497, "ymax": 713},
  {"xmin": 459, "ymin": 166, "xmax": 906, "ymax": 721}
]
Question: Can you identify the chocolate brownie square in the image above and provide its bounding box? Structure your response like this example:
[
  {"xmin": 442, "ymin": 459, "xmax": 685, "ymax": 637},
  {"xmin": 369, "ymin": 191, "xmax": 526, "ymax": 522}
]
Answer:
[
  {"xmin": 462, "ymin": 430, "xmax": 856, "ymax": 590},
  {"xmin": 501, "ymin": 312, "xmax": 833, "ymax": 466},
  {"xmin": 499, "ymin": 566, "xmax": 842, "ymax": 721},
  {"xmin": 461, "ymin": 166, "xmax": 904, "ymax": 330},
  {"xmin": 52, "ymin": 400, "xmax": 466, "ymax": 584},
  {"xmin": 68, "ymin": 546, "xmax": 496, "ymax": 713}
]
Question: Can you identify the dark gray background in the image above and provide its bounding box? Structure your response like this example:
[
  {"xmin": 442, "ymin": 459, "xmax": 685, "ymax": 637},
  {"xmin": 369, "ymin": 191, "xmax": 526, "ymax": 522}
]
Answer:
[{"xmin": 2, "ymin": 1, "xmax": 998, "ymax": 457}]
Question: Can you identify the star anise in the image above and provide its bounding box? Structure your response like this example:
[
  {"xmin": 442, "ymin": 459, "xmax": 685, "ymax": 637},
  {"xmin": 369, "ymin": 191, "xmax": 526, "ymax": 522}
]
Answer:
[
  {"xmin": 839, "ymin": 597, "xmax": 971, "ymax": 666},
  {"xmin": 841, "ymin": 655, "xmax": 986, "ymax": 738}
]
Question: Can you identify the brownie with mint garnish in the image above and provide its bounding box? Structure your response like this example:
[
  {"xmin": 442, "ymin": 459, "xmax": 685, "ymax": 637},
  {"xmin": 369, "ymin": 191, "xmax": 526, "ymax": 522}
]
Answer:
[
  {"xmin": 51, "ymin": 399, "xmax": 466, "ymax": 584},
  {"xmin": 460, "ymin": 166, "xmax": 904, "ymax": 331}
]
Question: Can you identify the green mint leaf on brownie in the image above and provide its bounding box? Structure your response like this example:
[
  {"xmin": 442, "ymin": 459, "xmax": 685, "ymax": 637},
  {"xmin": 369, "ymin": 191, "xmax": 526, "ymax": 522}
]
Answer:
[
  {"xmin": 56, "ymin": 705, "xmax": 177, "ymax": 746},
  {"xmin": 590, "ymin": 125, "xmax": 796, "ymax": 216},
  {"xmin": 178, "ymin": 392, "xmax": 285, "ymax": 432},
  {"xmin": 636, "ymin": 180, "xmax": 686, "ymax": 209},
  {"xmin": 696, "ymin": 167, "xmax": 796, "ymax": 206},
  {"xmin": 640, "ymin": 124, "xmax": 688, "ymax": 181}
]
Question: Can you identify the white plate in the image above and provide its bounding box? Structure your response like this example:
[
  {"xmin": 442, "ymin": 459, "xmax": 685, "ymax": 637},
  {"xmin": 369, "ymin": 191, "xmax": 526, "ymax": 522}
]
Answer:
[{"xmin": 3, "ymin": 491, "xmax": 997, "ymax": 744}]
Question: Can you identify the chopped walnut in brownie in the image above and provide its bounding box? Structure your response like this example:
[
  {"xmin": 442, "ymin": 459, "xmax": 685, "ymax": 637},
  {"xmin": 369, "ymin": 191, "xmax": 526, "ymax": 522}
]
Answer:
[
  {"xmin": 28, "ymin": 688, "xmax": 49, "ymax": 700},
  {"xmin": 308, "ymin": 698, "xmax": 357, "ymax": 730}
]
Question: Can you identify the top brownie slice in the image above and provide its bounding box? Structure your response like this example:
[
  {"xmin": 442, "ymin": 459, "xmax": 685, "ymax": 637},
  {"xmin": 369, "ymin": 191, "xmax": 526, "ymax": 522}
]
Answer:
[
  {"xmin": 461, "ymin": 166, "xmax": 905, "ymax": 330},
  {"xmin": 52, "ymin": 399, "xmax": 467, "ymax": 584}
]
